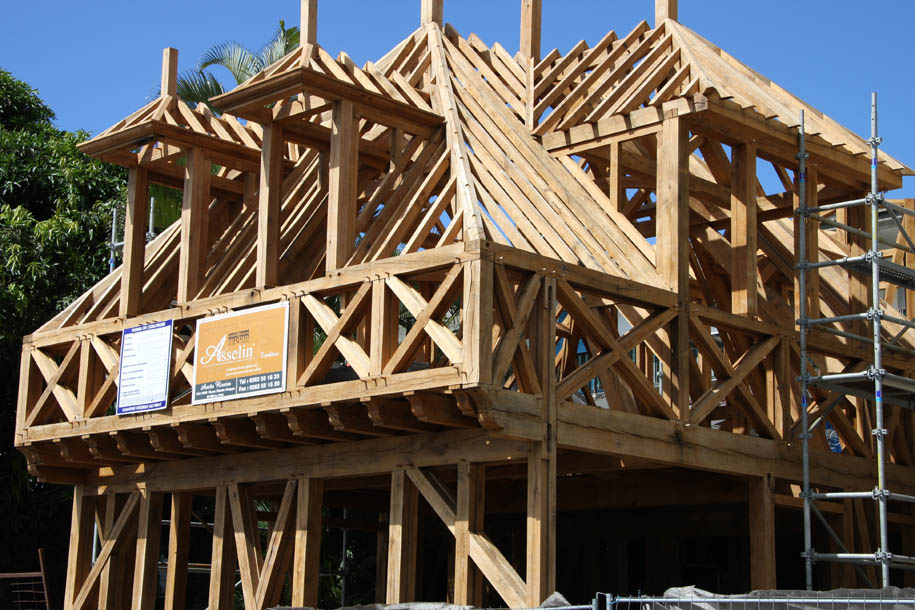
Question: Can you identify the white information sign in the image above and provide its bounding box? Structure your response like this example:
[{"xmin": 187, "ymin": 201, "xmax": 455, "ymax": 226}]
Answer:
[{"xmin": 117, "ymin": 319, "xmax": 174, "ymax": 415}]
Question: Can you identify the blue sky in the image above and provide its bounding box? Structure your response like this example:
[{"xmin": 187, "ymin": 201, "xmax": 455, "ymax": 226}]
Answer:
[{"xmin": 2, "ymin": 1, "xmax": 912, "ymax": 196}]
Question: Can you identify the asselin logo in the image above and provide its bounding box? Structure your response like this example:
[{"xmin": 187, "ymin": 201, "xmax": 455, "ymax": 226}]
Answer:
[{"xmin": 200, "ymin": 334, "xmax": 253, "ymax": 365}]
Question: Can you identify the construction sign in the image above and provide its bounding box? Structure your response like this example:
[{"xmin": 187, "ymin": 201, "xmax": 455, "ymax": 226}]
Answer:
[{"xmin": 192, "ymin": 301, "xmax": 289, "ymax": 405}]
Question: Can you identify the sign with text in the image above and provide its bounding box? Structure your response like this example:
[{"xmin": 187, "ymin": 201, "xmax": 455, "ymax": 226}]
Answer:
[
  {"xmin": 117, "ymin": 320, "xmax": 173, "ymax": 415},
  {"xmin": 192, "ymin": 302, "xmax": 289, "ymax": 405}
]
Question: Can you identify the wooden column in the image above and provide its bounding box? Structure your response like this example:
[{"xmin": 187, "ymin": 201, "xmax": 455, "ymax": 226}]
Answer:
[
  {"xmin": 327, "ymin": 100, "xmax": 359, "ymax": 271},
  {"xmin": 370, "ymin": 279, "xmax": 397, "ymax": 375},
  {"xmin": 301, "ymin": 0, "xmax": 317, "ymax": 46},
  {"xmin": 292, "ymin": 477, "xmax": 324, "ymax": 607},
  {"xmin": 421, "ymin": 0, "xmax": 443, "ymax": 26},
  {"xmin": 257, "ymin": 123, "xmax": 284, "ymax": 287},
  {"xmin": 655, "ymin": 0, "xmax": 677, "ymax": 25},
  {"xmin": 386, "ymin": 469, "xmax": 419, "ymax": 603},
  {"xmin": 657, "ymin": 116, "xmax": 690, "ymax": 419},
  {"xmin": 208, "ymin": 485, "xmax": 236, "ymax": 610},
  {"xmin": 520, "ymin": 0, "xmax": 542, "ymax": 63},
  {"xmin": 132, "ymin": 486, "xmax": 164, "ymax": 610},
  {"xmin": 164, "ymin": 492, "xmax": 192, "ymax": 610},
  {"xmin": 161, "ymin": 48, "xmax": 178, "ymax": 97},
  {"xmin": 794, "ymin": 168, "xmax": 821, "ymax": 321},
  {"xmin": 120, "ymin": 167, "xmax": 149, "ymax": 317},
  {"xmin": 608, "ymin": 141, "xmax": 625, "ymax": 213},
  {"xmin": 97, "ymin": 495, "xmax": 121, "ymax": 610},
  {"xmin": 748, "ymin": 474, "xmax": 776, "ymax": 590},
  {"xmin": 177, "ymin": 147, "xmax": 210, "ymax": 302},
  {"xmin": 731, "ymin": 142, "xmax": 758, "ymax": 317},
  {"xmin": 63, "ymin": 487, "xmax": 94, "ymax": 610},
  {"xmin": 454, "ymin": 462, "xmax": 485, "ymax": 606},
  {"xmin": 463, "ymin": 259, "xmax": 494, "ymax": 384}
]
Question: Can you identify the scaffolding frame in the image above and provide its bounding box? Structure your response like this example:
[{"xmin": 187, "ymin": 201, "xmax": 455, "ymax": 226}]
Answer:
[{"xmin": 798, "ymin": 93, "xmax": 915, "ymax": 589}]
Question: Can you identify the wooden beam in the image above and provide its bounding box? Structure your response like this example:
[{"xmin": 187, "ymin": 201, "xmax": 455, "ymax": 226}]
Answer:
[
  {"xmin": 132, "ymin": 486, "xmax": 164, "ymax": 610},
  {"xmin": 164, "ymin": 492, "xmax": 191, "ymax": 610},
  {"xmin": 657, "ymin": 115, "xmax": 689, "ymax": 294},
  {"xmin": 731, "ymin": 142, "xmax": 758, "ymax": 317},
  {"xmin": 161, "ymin": 48, "xmax": 178, "ymax": 98},
  {"xmin": 748, "ymin": 474, "xmax": 777, "ymax": 589},
  {"xmin": 120, "ymin": 167, "xmax": 149, "ymax": 317},
  {"xmin": 421, "ymin": 0, "xmax": 443, "ymax": 26},
  {"xmin": 386, "ymin": 469, "xmax": 418, "ymax": 603},
  {"xmin": 655, "ymin": 0, "xmax": 677, "ymax": 25},
  {"xmin": 177, "ymin": 147, "xmax": 209, "ymax": 302},
  {"xmin": 454, "ymin": 463, "xmax": 485, "ymax": 606},
  {"xmin": 208, "ymin": 485, "xmax": 236, "ymax": 610},
  {"xmin": 292, "ymin": 477, "xmax": 324, "ymax": 607},
  {"xmin": 526, "ymin": 446, "xmax": 553, "ymax": 606},
  {"xmin": 326, "ymin": 100, "xmax": 358, "ymax": 271},
  {"xmin": 520, "ymin": 0, "xmax": 542, "ymax": 63},
  {"xmin": 301, "ymin": 0, "xmax": 317, "ymax": 47},
  {"xmin": 257, "ymin": 123, "xmax": 283, "ymax": 287},
  {"xmin": 63, "ymin": 487, "xmax": 94, "ymax": 610}
]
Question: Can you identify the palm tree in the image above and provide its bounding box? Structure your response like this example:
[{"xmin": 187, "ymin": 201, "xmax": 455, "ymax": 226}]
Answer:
[{"xmin": 176, "ymin": 20, "xmax": 301, "ymax": 108}]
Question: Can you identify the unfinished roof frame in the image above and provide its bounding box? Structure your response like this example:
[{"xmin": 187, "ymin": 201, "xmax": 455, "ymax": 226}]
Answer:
[{"xmin": 14, "ymin": 1, "xmax": 915, "ymax": 607}]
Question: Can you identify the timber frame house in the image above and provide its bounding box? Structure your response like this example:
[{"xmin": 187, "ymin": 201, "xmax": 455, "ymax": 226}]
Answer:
[{"xmin": 14, "ymin": 1, "xmax": 915, "ymax": 608}]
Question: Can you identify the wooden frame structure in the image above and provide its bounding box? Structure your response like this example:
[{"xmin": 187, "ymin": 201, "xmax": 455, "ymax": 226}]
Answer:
[{"xmin": 15, "ymin": 1, "xmax": 915, "ymax": 608}]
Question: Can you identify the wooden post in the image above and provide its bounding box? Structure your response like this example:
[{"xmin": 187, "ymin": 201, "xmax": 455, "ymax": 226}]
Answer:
[
  {"xmin": 463, "ymin": 259, "xmax": 494, "ymax": 384},
  {"xmin": 120, "ymin": 167, "xmax": 149, "ymax": 317},
  {"xmin": 655, "ymin": 0, "xmax": 677, "ymax": 26},
  {"xmin": 132, "ymin": 486, "xmax": 164, "ymax": 610},
  {"xmin": 731, "ymin": 142, "xmax": 758, "ymax": 317},
  {"xmin": 257, "ymin": 123, "xmax": 284, "ymax": 287},
  {"xmin": 748, "ymin": 474, "xmax": 776, "ymax": 590},
  {"xmin": 387, "ymin": 469, "xmax": 419, "ymax": 603},
  {"xmin": 520, "ymin": 0, "xmax": 542, "ymax": 63},
  {"xmin": 327, "ymin": 100, "xmax": 358, "ymax": 271},
  {"xmin": 164, "ymin": 492, "xmax": 192, "ymax": 610},
  {"xmin": 301, "ymin": 0, "xmax": 317, "ymax": 47},
  {"xmin": 161, "ymin": 48, "xmax": 178, "ymax": 97},
  {"xmin": 657, "ymin": 116, "xmax": 690, "ymax": 419},
  {"xmin": 370, "ymin": 279, "xmax": 397, "ymax": 375},
  {"xmin": 177, "ymin": 147, "xmax": 210, "ymax": 302},
  {"xmin": 454, "ymin": 462, "xmax": 485, "ymax": 606},
  {"xmin": 608, "ymin": 141, "xmax": 625, "ymax": 213},
  {"xmin": 208, "ymin": 485, "xmax": 237, "ymax": 610},
  {"xmin": 63, "ymin": 487, "xmax": 94, "ymax": 610},
  {"xmin": 421, "ymin": 0, "xmax": 444, "ymax": 26},
  {"xmin": 526, "ymin": 446, "xmax": 553, "ymax": 606},
  {"xmin": 292, "ymin": 477, "xmax": 324, "ymax": 607}
]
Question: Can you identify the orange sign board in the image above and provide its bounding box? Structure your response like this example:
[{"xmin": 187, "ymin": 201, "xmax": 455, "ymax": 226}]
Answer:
[{"xmin": 192, "ymin": 302, "xmax": 289, "ymax": 404}]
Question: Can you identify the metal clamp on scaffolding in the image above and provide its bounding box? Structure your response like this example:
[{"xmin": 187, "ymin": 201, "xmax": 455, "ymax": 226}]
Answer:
[{"xmin": 797, "ymin": 94, "xmax": 915, "ymax": 589}]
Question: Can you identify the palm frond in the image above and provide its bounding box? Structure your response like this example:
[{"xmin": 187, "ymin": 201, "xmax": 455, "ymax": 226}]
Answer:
[
  {"xmin": 259, "ymin": 20, "xmax": 300, "ymax": 68},
  {"xmin": 199, "ymin": 41, "xmax": 262, "ymax": 85},
  {"xmin": 175, "ymin": 70, "xmax": 226, "ymax": 109}
]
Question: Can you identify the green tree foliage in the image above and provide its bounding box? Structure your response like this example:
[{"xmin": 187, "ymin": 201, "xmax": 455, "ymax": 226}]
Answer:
[{"xmin": 0, "ymin": 69, "xmax": 125, "ymax": 582}]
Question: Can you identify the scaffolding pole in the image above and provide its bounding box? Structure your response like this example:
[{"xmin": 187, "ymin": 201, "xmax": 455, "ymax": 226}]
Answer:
[{"xmin": 797, "ymin": 93, "xmax": 915, "ymax": 589}]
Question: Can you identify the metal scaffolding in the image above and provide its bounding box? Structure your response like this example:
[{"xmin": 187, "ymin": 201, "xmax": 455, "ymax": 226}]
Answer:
[{"xmin": 798, "ymin": 93, "xmax": 915, "ymax": 589}]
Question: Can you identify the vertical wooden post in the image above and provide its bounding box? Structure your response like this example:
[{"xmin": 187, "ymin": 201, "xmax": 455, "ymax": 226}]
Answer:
[
  {"xmin": 257, "ymin": 123, "xmax": 284, "ymax": 287},
  {"xmin": 731, "ymin": 142, "xmax": 758, "ymax": 317},
  {"xmin": 463, "ymin": 258, "xmax": 494, "ymax": 384},
  {"xmin": 421, "ymin": 0, "xmax": 444, "ymax": 26},
  {"xmin": 132, "ymin": 486, "xmax": 164, "ymax": 610},
  {"xmin": 527, "ymin": 275, "xmax": 557, "ymax": 606},
  {"xmin": 208, "ymin": 485, "xmax": 236, "ymax": 610},
  {"xmin": 327, "ymin": 100, "xmax": 359, "ymax": 271},
  {"xmin": 161, "ymin": 48, "xmax": 178, "ymax": 97},
  {"xmin": 75, "ymin": 338, "xmax": 97, "ymax": 418},
  {"xmin": 608, "ymin": 141, "xmax": 625, "ymax": 213},
  {"xmin": 292, "ymin": 477, "xmax": 324, "ymax": 607},
  {"xmin": 177, "ymin": 147, "xmax": 210, "ymax": 302},
  {"xmin": 164, "ymin": 492, "xmax": 192, "ymax": 610},
  {"xmin": 454, "ymin": 462, "xmax": 485, "ymax": 606},
  {"xmin": 301, "ymin": 0, "xmax": 318, "ymax": 47},
  {"xmin": 748, "ymin": 474, "xmax": 776, "ymax": 590},
  {"xmin": 120, "ymin": 167, "xmax": 149, "ymax": 317},
  {"xmin": 375, "ymin": 513, "xmax": 389, "ymax": 603},
  {"xmin": 63, "ymin": 487, "xmax": 94, "ymax": 610},
  {"xmin": 229, "ymin": 483, "xmax": 264, "ymax": 610},
  {"xmin": 97, "ymin": 495, "xmax": 123, "ymax": 610},
  {"xmin": 387, "ymin": 469, "xmax": 419, "ymax": 603},
  {"xmin": 520, "ymin": 0, "xmax": 542, "ymax": 63},
  {"xmin": 654, "ymin": 0, "xmax": 677, "ymax": 25},
  {"xmin": 657, "ymin": 115, "xmax": 690, "ymax": 419},
  {"xmin": 370, "ymin": 279, "xmax": 397, "ymax": 375}
]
